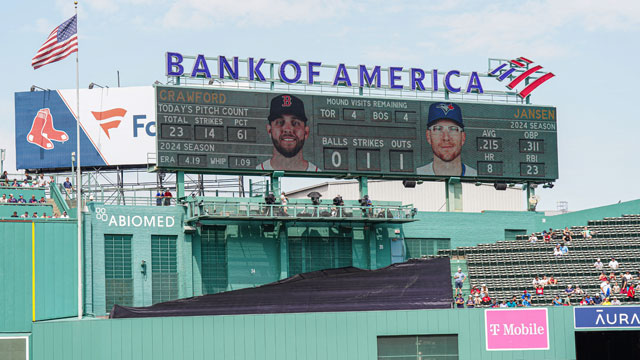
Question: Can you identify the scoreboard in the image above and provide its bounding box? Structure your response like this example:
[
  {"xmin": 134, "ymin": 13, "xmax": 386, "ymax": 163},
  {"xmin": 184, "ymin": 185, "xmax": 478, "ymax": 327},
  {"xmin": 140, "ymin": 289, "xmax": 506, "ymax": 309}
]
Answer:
[{"xmin": 155, "ymin": 86, "xmax": 558, "ymax": 181}]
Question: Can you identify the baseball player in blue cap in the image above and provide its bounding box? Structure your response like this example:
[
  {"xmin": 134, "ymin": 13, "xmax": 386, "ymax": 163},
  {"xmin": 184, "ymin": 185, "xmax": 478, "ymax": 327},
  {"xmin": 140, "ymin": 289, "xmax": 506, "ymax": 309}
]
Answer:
[
  {"xmin": 257, "ymin": 94, "xmax": 319, "ymax": 171},
  {"xmin": 416, "ymin": 102, "xmax": 476, "ymax": 176}
]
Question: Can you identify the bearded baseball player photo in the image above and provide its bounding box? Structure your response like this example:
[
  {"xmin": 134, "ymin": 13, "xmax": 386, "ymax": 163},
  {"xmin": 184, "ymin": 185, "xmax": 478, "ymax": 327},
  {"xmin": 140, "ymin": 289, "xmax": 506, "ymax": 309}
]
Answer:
[
  {"xmin": 416, "ymin": 102, "xmax": 477, "ymax": 176},
  {"xmin": 257, "ymin": 94, "xmax": 320, "ymax": 171}
]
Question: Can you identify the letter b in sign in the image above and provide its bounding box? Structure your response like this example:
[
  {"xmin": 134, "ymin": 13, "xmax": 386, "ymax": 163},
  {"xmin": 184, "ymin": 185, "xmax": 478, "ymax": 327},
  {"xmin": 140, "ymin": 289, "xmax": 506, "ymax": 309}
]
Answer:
[{"xmin": 282, "ymin": 95, "xmax": 292, "ymax": 107}]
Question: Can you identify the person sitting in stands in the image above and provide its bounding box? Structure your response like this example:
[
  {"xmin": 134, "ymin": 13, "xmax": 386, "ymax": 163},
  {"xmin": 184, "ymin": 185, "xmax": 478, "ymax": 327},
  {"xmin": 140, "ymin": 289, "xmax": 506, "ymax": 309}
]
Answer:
[
  {"xmin": 482, "ymin": 293, "xmax": 491, "ymax": 305},
  {"xmin": 562, "ymin": 227, "xmax": 573, "ymax": 242},
  {"xmin": 552, "ymin": 295, "xmax": 563, "ymax": 306},
  {"xmin": 609, "ymin": 258, "xmax": 620, "ymax": 271},
  {"xmin": 522, "ymin": 298, "xmax": 532, "ymax": 307},
  {"xmin": 611, "ymin": 297, "xmax": 621, "ymax": 305},
  {"xmin": 542, "ymin": 230, "xmax": 551, "ymax": 243},
  {"xmin": 41, "ymin": 213, "xmax": 48, "ymax": 218},
  {"xmin": 548, "ymin": 228, "xmax": 556, "ymax": 240},
  {"xmin": 32, "ymin": 212, "xmax": 38, "ymax": 218},
  {"xmin": 599, "ymin": 272, "xmax": 608, "ymax": 282},
  {"xmin": 473, "ymin": 294, "xmax": 482, "ymax": 307},
  {"xmin": 10, "ymin": 179, "xmax": 18, "ymax": 187},
  {"xmin": 29, "ymin": 195, "xmax": 37, "ymax": 203},
  {"xmin": 21, "ymin": 179, "xmax": 30, "ymax": 187},
  {"xmin": 536, "ymin": 285, "xmax": 544, "ymax": 296},
  {"xmin": 480, "ymin": 284, "xmax": 489, "ymax": 298},
  {"xmin": 574, "ymin": 285, "xmax": 585, "ymax": 297},
  {"xmin": 579, "ymin": 297, "xmax": 588, "ymax": 306},
  {"xmin": 585, "ymin": 294, "xmax": 594, "ymax": 305},
  {"xmin": 20, "ymin": 211, "xmax": 28, "ymax": 218},
  {"xmin": 532, "ymin": 276, "xmax": 541, "ymax": 288},
  {"xmin": 561, "ymin": 243, "xmax": 569, "ymax": 255},
  {"xmin": 582, "ymin": 226, "xmax": 592, "ymax": 239},
  {"xmin": 38, "ymin": 197, "xmax": 46, "ymax": 203},
  {"xmin": 10, "ymin": 211, "xmax": 18, "ymax": 218},
  {"xmin": 593, "ymin": 293, "xmax": 603, "ymax": 305},
  {"xmin": 565, "ymin": 285, "xmax": 575, "ymax": 297},
  {"xmin": 609, "ymin": 272, "xmax": 617, "ymax": 283},
  {"xmin": 548, "ymin": 275, "xmax": 558, "ymax": 286},
  {"xmin": 528, "ymin": 233, "xmax": 538, "ymax": 243},
  {"xmin": 455, "ymin": 294, "xmax": 464, "ymax": 308},
  {"xmin": 490, "ymin": 299, "xmax": 499, "ymax": 308},
  {"xmin": 0, "ymin": 170, "xmax": 7, "ymax": 180},
  {"xmin": 627, "ymin": 284, "xmax": 636, "ymax": 301},
  {"xmin": 521, "ymin": 290, "xmax": 531, "ymax": 302},
  {"xmin": 17, "ymin": 194, "xmax": 26, "ymax": 204},
  {"xmin": 594, "ymin": 258, "xmax": 604, "ymax": 271},
  {"xmin": 507, "ymin": 296, "xmax": 517, "ymax": 308},
  {"xmin": 61, "ymin": 211, "xmax": 69, "ymax": 218},
  {"xmin": 470, "ymin": 285, "xmax": 480, "ymax": 295},
  {"xmin": 602, "ymin": 297, "xmax": 611, "ymax": 305},
  {"xmin": 0, "ymin": 194, "xmax": 6, "ymax": 203},
  {"xmin": 540, "ymin": 275, "xmax": 549, "ymax": 287},
  {"xmin": 553, "ymin": 244, "xmax": 562, "ymax": 257},
  {"xmin": 52, "ymin": 213, "xmax": 60, "ymax": 218},
  {"xmin": 499, "ymin": 300, "xmax": 508, "ymax": 308}
]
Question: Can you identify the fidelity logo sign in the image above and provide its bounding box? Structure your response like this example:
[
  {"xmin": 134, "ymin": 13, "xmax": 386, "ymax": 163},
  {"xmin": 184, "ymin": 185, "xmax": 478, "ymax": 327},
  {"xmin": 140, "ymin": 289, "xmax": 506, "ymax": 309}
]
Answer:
[
  {"xmin": 485, "ymin": 308, "xmax": 549, "ymax": 351},
  {"xmin": 95, "ymin": 207, "xmax": 175, "ymax": 228}
]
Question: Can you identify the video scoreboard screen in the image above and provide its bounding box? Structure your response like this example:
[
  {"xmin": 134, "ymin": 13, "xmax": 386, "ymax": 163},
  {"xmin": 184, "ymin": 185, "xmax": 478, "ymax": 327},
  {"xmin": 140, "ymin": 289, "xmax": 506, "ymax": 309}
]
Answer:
[{"xmin": 155, "ymin": 86, "xmax": 558, "ymax": 181}]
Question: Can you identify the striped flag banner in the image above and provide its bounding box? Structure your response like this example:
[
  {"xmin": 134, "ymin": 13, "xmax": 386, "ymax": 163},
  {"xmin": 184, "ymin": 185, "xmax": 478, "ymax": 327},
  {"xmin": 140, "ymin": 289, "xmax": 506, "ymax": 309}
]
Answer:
[{"xmin": 32, "ymin": 15, "xmax": 78, "ymax": 70}]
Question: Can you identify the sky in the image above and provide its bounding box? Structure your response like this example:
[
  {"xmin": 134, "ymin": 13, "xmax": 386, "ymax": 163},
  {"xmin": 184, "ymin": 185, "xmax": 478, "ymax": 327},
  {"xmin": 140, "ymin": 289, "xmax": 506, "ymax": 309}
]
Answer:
[{"xmin": 1, "ymin": 0, "xmax": 639, "ymax": 211}]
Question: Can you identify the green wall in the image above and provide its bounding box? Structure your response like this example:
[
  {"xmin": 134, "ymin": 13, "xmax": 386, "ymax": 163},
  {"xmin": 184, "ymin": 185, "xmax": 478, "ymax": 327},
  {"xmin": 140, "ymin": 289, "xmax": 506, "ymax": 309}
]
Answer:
[
  {"xmin": 543, "ymin": 199, "xmax": 640, "ymax": 229},
  {"xmin": 403, "ymin": 211, "xmax": 545, "ymax": 249},
  {"xmin": 0, "ymin": 219, "xmax": 77, "ymax": 333},
  {"xmin": 32, "ymin": 307, "xmax": 578, "ymax": 360}
]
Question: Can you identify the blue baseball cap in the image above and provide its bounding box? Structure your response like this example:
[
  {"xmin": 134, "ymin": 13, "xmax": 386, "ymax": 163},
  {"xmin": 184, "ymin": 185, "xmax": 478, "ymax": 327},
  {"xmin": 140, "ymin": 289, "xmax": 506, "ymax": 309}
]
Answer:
[{"xmin": 427, "ymin": 102, "xmax": 464, "ymax": 128}]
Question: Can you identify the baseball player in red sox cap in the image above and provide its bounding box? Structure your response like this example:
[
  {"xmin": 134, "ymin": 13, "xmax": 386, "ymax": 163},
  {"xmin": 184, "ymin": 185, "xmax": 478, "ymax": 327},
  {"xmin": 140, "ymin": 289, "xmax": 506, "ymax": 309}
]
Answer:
[{"xmin": 257, "ymin": 94, "xmax": 319, "ymax": 171}]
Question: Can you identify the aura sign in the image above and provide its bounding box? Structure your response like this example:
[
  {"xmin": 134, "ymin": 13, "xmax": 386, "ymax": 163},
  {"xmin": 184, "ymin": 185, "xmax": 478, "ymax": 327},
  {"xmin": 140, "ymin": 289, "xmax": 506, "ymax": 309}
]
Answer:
[
  {"xmin": 165, "ymin": 52, "xmax": 485, "ymax": 94},
  {"xmin": 485, "ymin": 308, "xmax": 549, "ymax": 351}
]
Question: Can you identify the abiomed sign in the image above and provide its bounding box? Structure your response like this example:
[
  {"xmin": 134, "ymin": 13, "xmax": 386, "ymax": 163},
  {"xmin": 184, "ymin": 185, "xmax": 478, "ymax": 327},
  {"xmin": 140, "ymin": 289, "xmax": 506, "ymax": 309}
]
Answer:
[
  {"xmin": 485, "ymin": 308, "xmax": 549, "ymax": 351},
  {"xmin": 574, "ymin": 306, "xmax": 640, "ymax": 329}
]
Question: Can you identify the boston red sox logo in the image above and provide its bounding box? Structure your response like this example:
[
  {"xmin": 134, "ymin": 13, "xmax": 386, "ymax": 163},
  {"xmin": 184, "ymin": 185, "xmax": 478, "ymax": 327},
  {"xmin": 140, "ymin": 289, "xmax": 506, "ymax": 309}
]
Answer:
[
  {"xmin": 26, "ymin": 108, "xmax": 69, "ymax": 150},
  {"xmin": 282, "ymin": 95, "xmax": 292, "ymax": 107}
]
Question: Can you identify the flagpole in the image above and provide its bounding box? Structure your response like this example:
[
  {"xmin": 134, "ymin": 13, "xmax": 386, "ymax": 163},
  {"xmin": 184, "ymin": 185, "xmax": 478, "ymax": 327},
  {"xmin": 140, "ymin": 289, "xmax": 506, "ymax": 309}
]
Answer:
[{"xmin": 75, "ymin": 0, "xmax": 83, "ymax": 320}]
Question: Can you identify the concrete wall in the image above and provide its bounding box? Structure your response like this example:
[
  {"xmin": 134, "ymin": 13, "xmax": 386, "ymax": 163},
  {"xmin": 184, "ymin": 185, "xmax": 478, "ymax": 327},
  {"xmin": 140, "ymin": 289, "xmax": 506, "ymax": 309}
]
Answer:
[{"xmin": 31, "ymin": 307, "xmax": 577, "ymax": 360}]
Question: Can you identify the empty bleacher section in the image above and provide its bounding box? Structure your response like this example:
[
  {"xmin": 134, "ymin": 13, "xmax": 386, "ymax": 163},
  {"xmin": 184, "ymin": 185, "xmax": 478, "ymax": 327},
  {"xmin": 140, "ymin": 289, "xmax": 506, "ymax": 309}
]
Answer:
[{"xmin": 438, "ymin": 214, "xmax": 640, "ymax": 306}]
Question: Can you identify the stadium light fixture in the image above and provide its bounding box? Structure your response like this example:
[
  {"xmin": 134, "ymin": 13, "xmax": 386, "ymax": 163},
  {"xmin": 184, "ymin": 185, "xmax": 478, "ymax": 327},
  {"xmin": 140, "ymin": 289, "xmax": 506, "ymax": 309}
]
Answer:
[
  {"xmin": 88, "ymin": 82, "xmax": 107, "ymax": 89},
  {"xmin": 493, "ymin": 182, "xmax": 508, "ymax": 191},
  {"xmin": 542, "ymin": 182, "xmax": 554, "ymax": 189},
  {"xmin": 30, "ymin": 85, "xmax": 48, "ymax": 92}
]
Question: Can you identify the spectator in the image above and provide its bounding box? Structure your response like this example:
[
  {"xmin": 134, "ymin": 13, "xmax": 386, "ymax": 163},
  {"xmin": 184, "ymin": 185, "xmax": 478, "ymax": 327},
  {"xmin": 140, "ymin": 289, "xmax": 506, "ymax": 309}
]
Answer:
[
  {"xmin": 593, "ymin": 294, "xmax": 601, "ymax": 305},
  {"xmin": 585, "ymin": 294, "xmax": 594, "ymax": 305},
  {"xmin": 21, "ymin": 179, "xmax": 30, "ymax": 187},
  {"xmin": 602, "ymin": 297, "xmax": 611, "ymax": 305},
  {"xmin": 561, "ymin": 243, "xmax": 569, "ymax": 255},
  {"xmin": 600, "ymin": 280, "xmax": 611, "ymax": 298},
  {"xmin": 32, "ymin": 212, "xmax": 38, "ymax": 218},
  {"xmin": 10, "ymin": 211, "xmax": 18, "ymax": 218},
  {"xmin": 155, "ymin": 190, "xmax": 163, "ymax": 206},
  {"xmin": 52, "ymin": 213, "xmax": 60, "ymax": 218},
  {"xmin": 579, "ymin": 297, "xmax": 588, "ymax": 306},
  {"xmin": 627, "ymin": 284, "xmax": 636, "ymax": 301},
  {"xmin": 541, "ymin": 275, "xmax": 549, "ymax": 287},
  {"xmin": 49, "ymin": 176, "xmax": 55, "ymax": 185},
  {"xmin": 521, "ymin": 290, "xmax": 531, "ymax": 302},
  {"xmin": 29, "ymin": 195, "xmax": 37, "ymax": 204},
  {"xmin": 280, "ymin": 192, "xmax": 288, "ymax": 215},
  {"xmin": 8, "ymin": 194, "xmax": 17, "ymax": 203},
  {"xmin": 0, "ymin": 171, "xmax": 7, "ymax": 180},
  {"xmin": 480, "ymin": 284, "xmax": 489, "ymax": 297},
  {"xmin": 532, "ymin": 276, "xmax": 541, "ymax": 288},
  {"xmin": 612, "ymin": 297, "xmax": 621, "ymax": 305},
  {"xmin": 453, "ymin": 268, "xmax": 466, "ymax": 296},
  {"xmin": 542, "ymin": 230, "xmax": 551, "ymax": 243},
  {"xmin": 535, "ymin": 285, "xmax": 544, "ymax": 296},
  {"xmin": 63, "ymin": 177, "xmax": 73, "ymax": 195},
  {"xmin": 10, "ymin": 179, "xmax": 18, "ymax": 187},
  {"xmin": 0, "ymin": 194, "xmax": 6, "ymax": 203},
  {"xmin": 553, "ymin": 244, "xmax": 562, "ymax": 257},
  {"xmin": 562, "ymin": 227, "xmax": 573, "ymax": 242},
  {"xmin": 19, "ymin": 211, "xmax": 28, "ymax": 218},
  {"xmin": 609, "ymin": 272, "xmax": 617, "ymax": 282},
  {"xmin": 61, "ymin": 211, "xmax": 69, "ymax": 218},
  {"xmin": 499, "ymin": 301, "xmax": 508, "ymax": 308},
  {"xmin": 41, "ymin": 213, "xmax": 48, "ymax": 218},
  {"xmin": 582, "ymin": 226, "xmax": 592, "ymax": 239},
  {"xmin": 37, "ymin": 174, "xmax": 47, "ymax": 187},
  {"xmin": 552, "ymin": 295, "xmax": 563, "ymax": 306},
  {"xmin": 455, "ymin": 294, "xmax": 464, "ymax": 308},
  {"xmin": 470, "ymin": 285, "xmax": 480, "ymax": 295},
  {"xmin": 490, "ymin": 299, "xmax": 499, "ymax": 308},
  {"xmin": 548, "ymin": 275, "xmax": 558, "ymax": 286},
  {"xmin": 548, "ymin": 228, "xmax": 556, "ymax": 240},
  {"xmin": 507, "ymin": 297, "xmax": 517, "ymax": 308},
  {"xmin": 598, "ymin": 272, "xmax": 608, "ymax": 282},
  {"xmin": 565, "ymin": 285, "xmax": 575, "ymax": 297},
  {"xmin": 24, "ymin": 172, "xmax": 32, "ymax": 181},
  {"xmin": 482, "ymin": 293, "xmax": 491, "ymax": 305},
  {"xmin": 522, "ymin": 298, "xmax": 532, "ymax": 307},
  {"xmin": 609, "ymin": 258, "xmax": 620, "ymax": 271},
  {"xmin": 473, "ymin": 294, "xmax": 482, "ymax": 307},
  {"xmin": 38, "ymin": 197, "xmax": 46, "ymax": 203},
  {"xmin": 612, "ymin": 282, "xmax": 621, "ymax": 294},
  {"xmin": 574, "ymin": 286, "xmax": 585, "ymax": 297},
  {"xmin": 594, "ymin": 258, "xmax": 604, "ymax": 271},
  {"xmin": 163, "ymin": 189, "xmax": 172, "ymax": 206},
  {"xmin": 564, "ymin": 296, "xmax": 572, "ymax": 306},
  {"xmin": 17, "ymin": 194, "xmax": 26, "ymax": 204},
  {"xmin": 528, "ymin": 233, "xmax": 538, "ymax": 243}
]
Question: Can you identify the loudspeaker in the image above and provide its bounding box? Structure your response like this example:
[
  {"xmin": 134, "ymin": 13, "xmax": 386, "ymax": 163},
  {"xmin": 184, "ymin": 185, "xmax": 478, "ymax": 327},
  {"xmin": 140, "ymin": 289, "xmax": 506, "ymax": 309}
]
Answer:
[
  {"xmin": 402, "ymin": 180, "xmax": 416, "ymax": 188},
  {"xmin": 493, "ymin": 182, "xmax": 508, "ymax": 191}
]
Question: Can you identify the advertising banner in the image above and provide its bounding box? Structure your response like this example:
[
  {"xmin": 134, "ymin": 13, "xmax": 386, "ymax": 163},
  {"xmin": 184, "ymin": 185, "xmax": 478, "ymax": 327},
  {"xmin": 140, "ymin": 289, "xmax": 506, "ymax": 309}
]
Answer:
[
  {"xmin": 15, "ymin": 86, "xmax": 155, "ymax": 170},
  {"xmin": 485, "ymin": 308, "xmax": 549, "ymax": 351},
  {"xmin": 574, "ymin": 306, "xmax": 640, "ymax": 329}
]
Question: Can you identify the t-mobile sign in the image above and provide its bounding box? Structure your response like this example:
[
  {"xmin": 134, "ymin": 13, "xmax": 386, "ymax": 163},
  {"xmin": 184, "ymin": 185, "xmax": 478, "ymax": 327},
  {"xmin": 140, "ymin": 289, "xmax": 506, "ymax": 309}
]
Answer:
[{"xmin": 485, "ymin": 308, "xmax": 549, "ymax": 351}]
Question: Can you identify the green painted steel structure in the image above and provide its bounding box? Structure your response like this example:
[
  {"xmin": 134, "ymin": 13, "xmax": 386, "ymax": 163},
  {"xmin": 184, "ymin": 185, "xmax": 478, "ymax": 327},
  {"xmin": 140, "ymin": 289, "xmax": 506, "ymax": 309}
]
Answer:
[{"xmin": 31, "ymin": 307, "xmax": 578, "ymax": 360}]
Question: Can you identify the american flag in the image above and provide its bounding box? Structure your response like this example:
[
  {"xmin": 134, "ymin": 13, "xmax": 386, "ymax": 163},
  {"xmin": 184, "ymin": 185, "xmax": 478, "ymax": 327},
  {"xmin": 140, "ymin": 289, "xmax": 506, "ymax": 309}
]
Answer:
[{"xmin": 32, "ymin": 15, "xmax": 78, "ymax": 70}]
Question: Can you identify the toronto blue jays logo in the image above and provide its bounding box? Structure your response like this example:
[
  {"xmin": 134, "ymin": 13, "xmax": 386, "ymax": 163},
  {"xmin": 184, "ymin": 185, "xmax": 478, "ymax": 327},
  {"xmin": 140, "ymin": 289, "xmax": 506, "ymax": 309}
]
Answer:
[
  {"xmin": 489, "ymin": 57, "xmax": 554, "ymax": 99},
  {"xmin": 438, "ymin": 103, "xmax": 454, "ymax": 115}
]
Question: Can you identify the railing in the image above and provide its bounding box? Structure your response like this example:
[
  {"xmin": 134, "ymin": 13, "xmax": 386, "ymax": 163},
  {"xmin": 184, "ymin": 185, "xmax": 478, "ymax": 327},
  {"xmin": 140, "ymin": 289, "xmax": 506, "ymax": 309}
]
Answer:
[
  {"xmin": 184, "ymin": 198, "xmax": 416, "ymax": 220},
  {"xmin": 49, "ymin": 182, "xmax": 70, "ymax": 213}
]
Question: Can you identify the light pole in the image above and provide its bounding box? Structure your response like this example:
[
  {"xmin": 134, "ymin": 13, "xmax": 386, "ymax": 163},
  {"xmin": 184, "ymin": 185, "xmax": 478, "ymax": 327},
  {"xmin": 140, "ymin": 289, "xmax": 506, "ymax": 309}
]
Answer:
[{"xmin": 0, "ymin": 149, "xmax": 5, "ymax": 174}]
